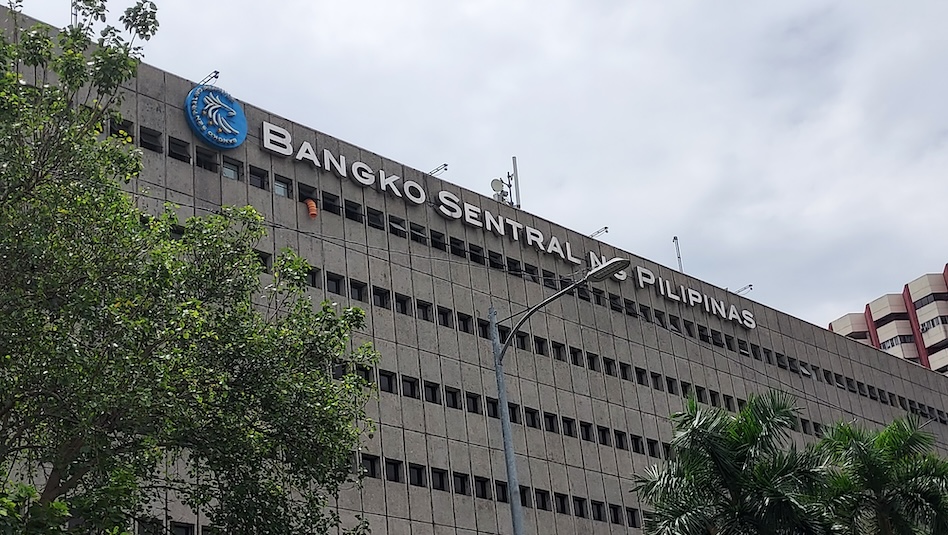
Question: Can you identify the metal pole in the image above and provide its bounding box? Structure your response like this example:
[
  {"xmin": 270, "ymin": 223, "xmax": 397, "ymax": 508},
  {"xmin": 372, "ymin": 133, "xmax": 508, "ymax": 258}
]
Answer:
[
  {"xmin": 511, "ymin": 156, "xmax": 521, "ymax": 208},
  {"xmin": 489, "ymin": 306, "xmax": 525, "ymax": 535}
]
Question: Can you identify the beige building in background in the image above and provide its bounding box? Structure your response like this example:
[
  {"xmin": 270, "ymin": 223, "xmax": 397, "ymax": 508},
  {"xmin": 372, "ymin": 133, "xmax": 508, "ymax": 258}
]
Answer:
[{"xmin": 830, "ymin": 267, "xmax": 948, "ymax": 373}]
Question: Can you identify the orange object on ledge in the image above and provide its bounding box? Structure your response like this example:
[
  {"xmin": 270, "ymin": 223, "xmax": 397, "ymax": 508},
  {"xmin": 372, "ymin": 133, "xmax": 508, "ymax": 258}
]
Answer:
[{"xmin": 304, "ymin": 198, "xmax": 318, "ymax": 219}]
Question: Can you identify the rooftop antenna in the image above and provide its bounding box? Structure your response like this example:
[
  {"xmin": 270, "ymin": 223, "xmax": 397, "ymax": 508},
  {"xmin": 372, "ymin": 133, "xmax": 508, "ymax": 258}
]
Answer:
[
  {"xmin": 735, "ymin": 284, "xmax": 753, "ymax": 295},
  {"xmin": 489, "ymin": 157, "xmax": 522, "ymax": 208},
  {"xmin": 429, "ymin": 163, "xmax": 448, "ymax": 177},
  {"xmin": 70, "ymin": 1, "xmax": 79, "ymax": 27},
  {"xmin": 672, "ymin": 236, "xmax": 684, "ymax": 273},
  {"xmin": 590, "ymin": 226, "xmax": 609, "ymax": 239},
  {"xmin": 198, "ymin": 70, "xmax": 220, "ymax": 86}
]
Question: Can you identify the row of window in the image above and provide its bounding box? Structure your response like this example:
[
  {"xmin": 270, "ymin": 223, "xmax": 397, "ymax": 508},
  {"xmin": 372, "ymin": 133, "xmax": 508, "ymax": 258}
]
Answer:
[
  {"xmin": 308, "ymin": 194, "xmax": 948, "ymax": 427},
  {"xmin": 136, "ymin": 519, "xmax": 217, "ymax": 535},
  {"xmin": 359, "ymin": 454, "xmax": 643, "ymax": 527},
  {"xmin": 914, "ymin": 292, "xmax": 948, "ymax": 310},
  {"xmin": 921, "ymin": 315, "xmax": 948, "ymax": 334},
  {"xmin": 881, "ymin": 334, "xmax": 915, "ymax": 350},
  {"xmin": 128, "ymin": 120, "xmax": 297, "ymax": 197}
]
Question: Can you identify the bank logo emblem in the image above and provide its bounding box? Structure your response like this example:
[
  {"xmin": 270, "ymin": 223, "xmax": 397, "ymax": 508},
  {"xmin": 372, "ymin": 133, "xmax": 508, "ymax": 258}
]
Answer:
[{"xmin": 184, "ymin": 85, "xmax": 247, "ymax": 150}]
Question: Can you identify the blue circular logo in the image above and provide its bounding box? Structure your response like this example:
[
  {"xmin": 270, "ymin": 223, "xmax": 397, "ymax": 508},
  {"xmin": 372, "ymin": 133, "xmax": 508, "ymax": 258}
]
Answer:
[{"xmin": 184, "ymin": 85, "xmax": 248, "ymax": 150}]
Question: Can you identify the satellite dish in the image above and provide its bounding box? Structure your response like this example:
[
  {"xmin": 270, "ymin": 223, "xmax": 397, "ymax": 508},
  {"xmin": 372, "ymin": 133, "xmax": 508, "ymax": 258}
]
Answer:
[{"xmin": 490, "ymin": 178, "xmax": 505, "ymax": 193}]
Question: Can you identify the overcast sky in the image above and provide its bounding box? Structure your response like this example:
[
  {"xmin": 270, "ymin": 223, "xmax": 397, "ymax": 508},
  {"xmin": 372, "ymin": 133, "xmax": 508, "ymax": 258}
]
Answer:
[{"xmin": 23, "ymin": 1, "xmax": 948, "ymax": 327}]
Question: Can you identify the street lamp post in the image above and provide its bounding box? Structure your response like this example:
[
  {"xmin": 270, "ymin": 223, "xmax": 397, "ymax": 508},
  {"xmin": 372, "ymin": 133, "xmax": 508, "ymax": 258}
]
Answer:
[{"xmin": 488, "ymin": 257, "xmax": 631, "ymax": 535}]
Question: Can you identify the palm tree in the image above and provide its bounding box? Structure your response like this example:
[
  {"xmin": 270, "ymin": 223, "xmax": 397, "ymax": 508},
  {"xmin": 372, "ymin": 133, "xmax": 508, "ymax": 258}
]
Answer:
[
  {"xmin": 818, "ymin": 416, "xmax": 948, "ymax": 535},
  {"xmin": 633, "ymin": 391, "xmax": 834, "ymax": 535}
]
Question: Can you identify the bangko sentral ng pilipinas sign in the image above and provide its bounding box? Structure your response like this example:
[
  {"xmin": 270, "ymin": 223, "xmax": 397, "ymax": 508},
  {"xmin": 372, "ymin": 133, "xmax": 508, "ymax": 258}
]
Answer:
[{"xmin": 260, "ymin": 121, "xmax": 756, "ymax": 329}]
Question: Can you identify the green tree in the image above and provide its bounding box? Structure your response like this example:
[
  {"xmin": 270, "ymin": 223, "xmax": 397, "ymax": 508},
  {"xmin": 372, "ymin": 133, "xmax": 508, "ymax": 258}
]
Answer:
[
  {"xmin": 633, "ymin": 391, "xmax": 833, "ymax": 535},
  {"xmin": 819, "ymin": 416, "xmax": 948, "ymax": 535},
  {"xmin": 0, "ymin": 2, "xmax": 376, "ymax": 533}
]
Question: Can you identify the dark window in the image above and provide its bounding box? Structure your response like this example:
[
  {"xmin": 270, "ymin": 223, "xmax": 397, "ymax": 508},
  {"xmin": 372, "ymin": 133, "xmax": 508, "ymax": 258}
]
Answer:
[
  {"xmin": 385, "ymin": 459, "xmax": 403, "ymax": 482},
  {"xmin": 552, "ymin": 342, "xmax": 566, "ymax": 361},
  {"xmin": 408, "ymin": 463, "xmax": 426, "ymax": 487},
  {"xmin": 326, "ymin": 272, "xmax": 344, "ymax": 295},
  {"xmin": 255, "ymin": 251, "xmax": 272, "ymax": 273},
  {"xmin": 431, "ymin": 468, "xmax": 448, "ymax": 491},
  {"xmin": 603, "ymin": 357, "xmax": 617, "ymax": 376},
  {"xmin": 543, "ymin": 412, "xmax": 559, "ymax": 433},
  {"xmin": 627, "ymin": 507, "xmax": 641, "ymax": 528},
  {"xmin": 666, "ymin": 377, "xmax": 678, "ymax": 395},
  {"xmin": 170, "ymin": 523, "xmax": 194, "ymax": 535},
  {"xmin": 487, "ymin": 397, "xmax": 499, "ymax": 418},
  {"xmin": 508, "ymin": 403, "xmax": 521, "ymax": 424},
  {"xmin": 543, "ymin": 269, "xmax": 557, "ymax": 289},
  {"xmin": 430, "ymin": 230, "xmax": 447, "ymax": 251},
  {"xmin": 614, "ymin": 430, "xmax": 628, "ymax": 450},
  {"xmin": 478, "ymin": 319, "xmax": 491, "ymax": 339},
  {"xmin": 580, "ymin": 421, "xmax": 593, "ymax": 441},
  {"xmin": 366, "ymin": 207, "xmax": 385, "ymax": 230},
  {"xmin": 597, "ymin": 426, "xmax": 611, "ymax": 445},
  {"xmin": 321, "ymin": 192, "xmax": 342, "ymax": 215},
  {"xmin": 361, "ymin": 454, "xmax": 380, "ymax": 478},
  {"xmin": 394, "ymin": 293, "xmax": 412, "ymax": 315},
  {"xmin": 710, "ymin": 390, "xmax": 721, "ymax": 407},
  {"xmin": 534, "ymin": 337, "xmax": 548, "ymax": 356},
  {"xmin": 696, "ymin": 386, "xmax": 708, "ymax": 404},
  {"xmin": 468, "ymin": 244, "xmax": 486, "ymax": 265},
  {"xmin": 635, "ymin": 367, "xmax": 648, "ymax": 386},
  {"xmin": 437, "ymin": 306, "xmax": 453, "ymax": 328},
  {"xmin": 274, "ymin": 174, "xmax": 292, "ymax": 197},
  {"xmin": 466, "ymin": 392, "xmax": 482, "ymax": 414},
  {"xmin": 388, "ymin": 215, "xmax": 408, "ymax": 238},
  {"xmin": 587, "ymin": 352, "xmax": 601, "ymax": 371},
  {"xmin": 449, "ymin": 237, "xmax": 466, "ymax": 258},
  {"xmin": 424, "ymin": 381, "xmax": 441, "ymax": 404},
  {"xmin": 524, "ymin": 408, "xmax": 541, "ymax": 428},
  {"xmin": 378, "ymin": 370, "xmax": 397, "ymax": 393},
  {"xmin": 344, "ymin": 200, "xmax": 363, "ymax": 223},
  {"xmin": 474, "ymin": 476, "xmax": 491, "ymax": 499},
  {"xmin": 592, "ymin": 501, "xmax": 606, "ymax": 522},
  {"xmin": 506, "ymin": 257, "xmax": 522, "ymax": 277},
  {"xmin": 592, "ymin": 288, "xmax": 605, "ymax": 306},
  {"xmin": 110, "ymin": 118, "xmax": 133, "ymax": 140},
  {"xmin": 349, "ymin": 280, "xmax": 367, "ymax": 302},
  {"xmin": 520, "ymin": 486, "xmax": 533, "ymax": 508},
  {"xmin": 457, "ymin": 312, "xmax": 473, "ymax": 334},
  {"xmin": 453, "ymin": 472, "xmax": 470, "ymax": 495},
  {"xmin": 488, "ymin": 251, "xmax": 505, "ymax": 269},
  {"xmin": 409, "ymin": 222, "xmax": 427, "ymax": 245},
  {"xmin": 524, "ymin": 263, "xmax": 540, "ymax": 283},
  {"xmin": 515, "ymin": 331, "xmax": 529, "ymax": 350},
  {"xmin": 562, "ymin": 417, "xmax": 576, "ymax": 437},
  {"xmin": 555, "ymin": 493, "xmax": 570, "ymax": 514},
  {"xmin": 195, "ymin": 146, "xmax": 218, "ymax": 172},
  {"xmin": 139, "ymin": 126, "xmax": 162, "ymax": 152},
  {"xmin": 620, "ymin": 363, "xmax": 632, "ymax": 381},
  {"xmin": 496, "ymin": 481, "xmax": 509, "ymax": 503},
  {"xmin": 416, "ymin": 300, "xmax": 433, "ymax": 322},
  {"xmin": 168, "ymin": 136, "xmax": 191, "ymax": 163},
  {"xmin": 444, "ymin": 387, "xmax": 461, "ymax": 409},
  {"xmin": 573, "ymin": 497, "xmax": 587, "ymax": 518},
  {"xmin": 651, "ymin": 372, "xmax": 663, "ymax": 391},
  {"xmin": 249, "ymin": 166, "xmax": 269, "ymax": 190},
  {"xmin": 570, "ymin": 347, "xmax": 584, "ymax": 367},
  {"xmin": 631, "ymin": 435, "xmax": 644, "ymax": 454},
  {"xmin": 610, "ymin": 504, "xmax": 623, "ymax": 525},
  {"xmin": 402, "ymin": 376, "xmax": 420, "ymax": 398},
  {"xmin": 647, "ymin": 439, "xmax": 660, "ymax": 458},
  {"xmin": 535, "ymin": 490, "xmax": 551, "ymax": 511},
  {"xmin": 372, "ymin": 286, "xmax": 391, "ymax": 308},
  {"xmin": 222, "ymin": 157, "xmax": 242, "ymax": 180}
]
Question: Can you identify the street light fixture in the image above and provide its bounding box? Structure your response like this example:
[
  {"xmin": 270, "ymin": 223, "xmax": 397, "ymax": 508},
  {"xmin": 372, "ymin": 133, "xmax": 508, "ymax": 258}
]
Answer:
[{"xmin": 488, "ymin": 257, "xmax": 631, "ymax": 535}]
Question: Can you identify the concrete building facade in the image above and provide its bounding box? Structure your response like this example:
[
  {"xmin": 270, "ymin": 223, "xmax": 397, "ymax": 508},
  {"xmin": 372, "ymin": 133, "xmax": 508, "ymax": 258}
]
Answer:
[
  {"xmin": 830, "ymin": 266, "xmax": 948, "ymax": 373},
  {"xmin": 11, "ymin": 7, "xmax": 948, "ymax": 532}
]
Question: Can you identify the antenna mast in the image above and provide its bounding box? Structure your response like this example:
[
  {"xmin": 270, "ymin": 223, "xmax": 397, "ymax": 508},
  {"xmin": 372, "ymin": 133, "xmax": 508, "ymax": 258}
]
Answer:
[
  {"xmin": 672, "ymin": 236, "xmax": 684, "ymax": 273},
  {"xmin": 511, "ymin": 156, "xmax": 521, "ymax": 208}
]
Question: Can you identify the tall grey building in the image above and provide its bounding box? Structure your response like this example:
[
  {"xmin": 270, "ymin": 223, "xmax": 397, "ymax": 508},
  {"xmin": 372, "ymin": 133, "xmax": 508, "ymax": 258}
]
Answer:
[{"xmin": 12, "ymin": 9, "xmax": 948, "ymax": 533}]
